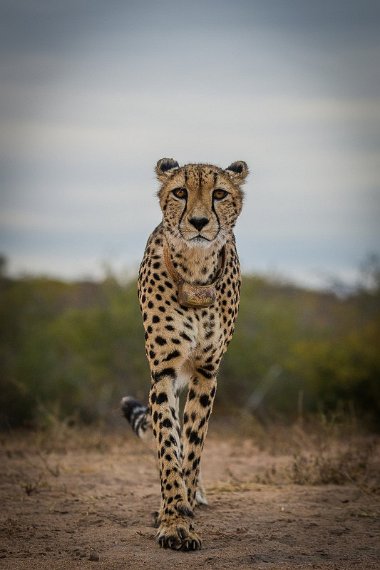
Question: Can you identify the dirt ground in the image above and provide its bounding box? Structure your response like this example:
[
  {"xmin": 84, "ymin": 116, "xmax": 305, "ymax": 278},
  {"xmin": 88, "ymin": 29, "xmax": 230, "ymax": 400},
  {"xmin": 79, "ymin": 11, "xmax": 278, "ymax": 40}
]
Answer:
[{"xmin": 0, "ymin": 424, "xmax": 379, "ymax": 570}]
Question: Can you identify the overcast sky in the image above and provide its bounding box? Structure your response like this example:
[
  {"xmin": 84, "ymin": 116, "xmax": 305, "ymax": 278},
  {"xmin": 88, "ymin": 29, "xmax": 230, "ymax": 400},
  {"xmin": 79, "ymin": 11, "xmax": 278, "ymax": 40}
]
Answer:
[{"xmin": 1, "ymin": 0, "xmax": 379, "ymax": 287}]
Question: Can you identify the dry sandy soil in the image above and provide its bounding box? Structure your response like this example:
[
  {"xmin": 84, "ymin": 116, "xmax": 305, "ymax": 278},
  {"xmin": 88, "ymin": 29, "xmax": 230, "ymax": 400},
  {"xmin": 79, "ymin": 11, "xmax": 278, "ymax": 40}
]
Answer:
[{"xmin": 0, "ymin": 424, "xmax": 379, "ymax": 570}]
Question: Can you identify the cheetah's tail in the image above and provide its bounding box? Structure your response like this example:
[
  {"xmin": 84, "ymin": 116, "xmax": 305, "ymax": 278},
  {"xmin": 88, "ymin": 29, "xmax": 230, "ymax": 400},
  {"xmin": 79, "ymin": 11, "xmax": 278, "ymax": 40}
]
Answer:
[{"xmin": 121, "ymin": 396, "xmax": 152, "ymax": 441}]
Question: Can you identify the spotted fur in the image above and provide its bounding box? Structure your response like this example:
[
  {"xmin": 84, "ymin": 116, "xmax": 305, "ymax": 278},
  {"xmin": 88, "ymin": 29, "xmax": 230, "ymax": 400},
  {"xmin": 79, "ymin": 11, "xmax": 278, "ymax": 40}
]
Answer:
[{"xmin": 122, "ymin": 158, "xmax": 248, "ymax": 551}]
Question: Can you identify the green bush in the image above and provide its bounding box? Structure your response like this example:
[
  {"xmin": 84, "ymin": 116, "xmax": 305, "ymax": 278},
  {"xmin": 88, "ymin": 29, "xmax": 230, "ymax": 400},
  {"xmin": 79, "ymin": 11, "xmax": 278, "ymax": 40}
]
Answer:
[{"xmin": 0, "ymin": 268, "xmax": 379, "ymax": 428}]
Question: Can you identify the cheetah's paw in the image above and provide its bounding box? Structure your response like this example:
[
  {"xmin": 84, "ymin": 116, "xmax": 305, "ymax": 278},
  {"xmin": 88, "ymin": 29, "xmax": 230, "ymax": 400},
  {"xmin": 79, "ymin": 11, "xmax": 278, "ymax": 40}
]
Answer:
[{"xmin": 157, "ymin": 519, "xmax": 202, "ymax": 551}]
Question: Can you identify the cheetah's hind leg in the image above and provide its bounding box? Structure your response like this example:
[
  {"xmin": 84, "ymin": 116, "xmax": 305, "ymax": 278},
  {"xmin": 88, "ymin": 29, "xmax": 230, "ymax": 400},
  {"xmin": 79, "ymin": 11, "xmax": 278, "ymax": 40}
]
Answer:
[{"xmin": 195, "ymin": 471, "xmax": 208, "ymax": 506}]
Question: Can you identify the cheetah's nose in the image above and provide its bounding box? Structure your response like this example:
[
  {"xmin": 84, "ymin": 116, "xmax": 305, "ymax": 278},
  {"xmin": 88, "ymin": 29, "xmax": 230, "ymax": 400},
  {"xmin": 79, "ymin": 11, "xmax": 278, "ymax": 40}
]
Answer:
[{"xmin": 189, "ymin": 217, "xmax": 209, "ymax": 231}]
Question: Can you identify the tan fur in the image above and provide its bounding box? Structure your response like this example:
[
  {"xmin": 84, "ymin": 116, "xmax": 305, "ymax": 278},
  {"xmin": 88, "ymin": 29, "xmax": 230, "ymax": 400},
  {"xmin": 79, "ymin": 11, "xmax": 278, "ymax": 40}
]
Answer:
[{"xmin": 136, "ymin": 159, "xmax": 248, "ymax": 551}]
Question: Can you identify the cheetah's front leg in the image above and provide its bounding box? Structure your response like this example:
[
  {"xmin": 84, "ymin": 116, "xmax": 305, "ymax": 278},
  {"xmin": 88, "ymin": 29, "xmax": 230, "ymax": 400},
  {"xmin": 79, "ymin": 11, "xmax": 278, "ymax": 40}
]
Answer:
[
  {"xmin": 149, "ymin": 375, "xmax": 201, "ymax": 550},
  {"xmin": 182, "ymin": 375, "xmax": 217, "ymax": 510}
]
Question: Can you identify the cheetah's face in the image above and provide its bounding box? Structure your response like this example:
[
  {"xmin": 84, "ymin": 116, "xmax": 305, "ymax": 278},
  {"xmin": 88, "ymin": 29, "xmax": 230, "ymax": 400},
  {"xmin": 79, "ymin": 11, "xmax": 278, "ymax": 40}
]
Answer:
[{"xmin": 156, "ymin": 159, "xmax": 248, "ymax": 246}]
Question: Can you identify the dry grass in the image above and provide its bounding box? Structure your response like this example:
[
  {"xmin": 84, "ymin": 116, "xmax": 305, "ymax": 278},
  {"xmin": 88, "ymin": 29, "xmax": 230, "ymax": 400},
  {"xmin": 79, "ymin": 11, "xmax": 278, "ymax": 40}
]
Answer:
[
  {"xmin": 2, "ymin": 413, "xmax": 379, "ymax": 497},
  {"xmin": 291, "ymin": 439, "xmax": 377, "ymax": 487},
  {"xmin": 211, "ymin": 412, "xmax": 380, "ymax": 493}
]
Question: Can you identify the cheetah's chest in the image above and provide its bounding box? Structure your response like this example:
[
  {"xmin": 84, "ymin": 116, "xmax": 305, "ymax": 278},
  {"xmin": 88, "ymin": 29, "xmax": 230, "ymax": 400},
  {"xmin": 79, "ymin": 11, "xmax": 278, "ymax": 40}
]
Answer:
[{"xmin": 137, "ymin": 227, "xmax": 240, "ymax": 372}]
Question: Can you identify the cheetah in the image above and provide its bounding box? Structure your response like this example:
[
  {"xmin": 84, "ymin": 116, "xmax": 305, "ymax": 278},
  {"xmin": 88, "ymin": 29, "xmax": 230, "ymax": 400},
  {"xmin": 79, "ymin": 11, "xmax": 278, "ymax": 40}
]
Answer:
[{"xmin": 122, "ymin": 158, "xmax": 248, "ymax": 551}]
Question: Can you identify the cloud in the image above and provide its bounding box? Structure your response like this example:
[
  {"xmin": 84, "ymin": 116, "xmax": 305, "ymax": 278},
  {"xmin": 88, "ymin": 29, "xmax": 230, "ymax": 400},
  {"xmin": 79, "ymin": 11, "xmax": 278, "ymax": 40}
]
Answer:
[{"xmin": 0, "ymin": 0, "xmax": 379, "ymax": 285}]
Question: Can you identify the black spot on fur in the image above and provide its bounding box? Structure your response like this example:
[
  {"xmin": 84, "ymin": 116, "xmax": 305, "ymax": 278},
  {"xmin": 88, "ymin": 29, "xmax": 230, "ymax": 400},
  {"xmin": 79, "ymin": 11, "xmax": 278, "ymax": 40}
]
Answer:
[
  {"xmin": 156, "ymin": 392, "xmax": 168, "ymax": 404},
  {"xmin": 197, "ymin": 367, "xmax": 213, "ymax": 379},
  {"xmin": 180, "ymin": 331, "xmax": 192, "ymax": 342},
  {"xmin": 163, "ymin": 350, "xmax": 180, "ymax": 361},
  {"xmin": 153, "ymin": 368, "xmax": 176, "ymax": 382},
  {"xmin": 200, "ymin": 394, "xmax": 211, "ymax": 407},
  {"xmin": 188, "ymin": 389, "xmax": 196, "ymax": 400},
  {"xmin": 189, "ymin": 430, "xmax": 201, "ymax": 445}
]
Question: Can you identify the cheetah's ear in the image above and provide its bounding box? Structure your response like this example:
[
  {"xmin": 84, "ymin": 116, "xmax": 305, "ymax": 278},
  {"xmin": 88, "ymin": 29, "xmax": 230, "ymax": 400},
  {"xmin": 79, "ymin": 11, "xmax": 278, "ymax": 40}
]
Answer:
[
  {"xmin": 225, "ymin": 161, "xmax": 249, "ymax": 183},
  {"xmin": 156, "ymin": 158, "xmax": 179, "ymax": 182}
]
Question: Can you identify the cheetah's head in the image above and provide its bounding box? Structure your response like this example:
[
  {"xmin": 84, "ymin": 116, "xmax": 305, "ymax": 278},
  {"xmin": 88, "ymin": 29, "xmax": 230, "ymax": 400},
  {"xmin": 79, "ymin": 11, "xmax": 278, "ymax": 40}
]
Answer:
[{"xmin": 156, "ymin": 159, "xmax": 248, "ymax": 247}]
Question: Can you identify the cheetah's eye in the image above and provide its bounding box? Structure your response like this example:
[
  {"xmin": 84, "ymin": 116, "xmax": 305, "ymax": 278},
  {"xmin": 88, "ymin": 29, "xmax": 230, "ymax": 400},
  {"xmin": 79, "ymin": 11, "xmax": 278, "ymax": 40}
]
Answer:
[
  {"xmin": 213, "ymin": 189, "xmax": 228, "ymax": 201},
  {"xmin": 172, "ymin": 188, "xmax": 187, "ymax": 200}
]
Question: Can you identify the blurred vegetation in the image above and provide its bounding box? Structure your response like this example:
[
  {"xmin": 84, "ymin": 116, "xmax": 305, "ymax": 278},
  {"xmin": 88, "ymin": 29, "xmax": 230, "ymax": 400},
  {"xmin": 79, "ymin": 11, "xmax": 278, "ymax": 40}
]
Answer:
[{"xmin": 0, "ymin": 255, "xmax": 379, "ymax": 429}]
